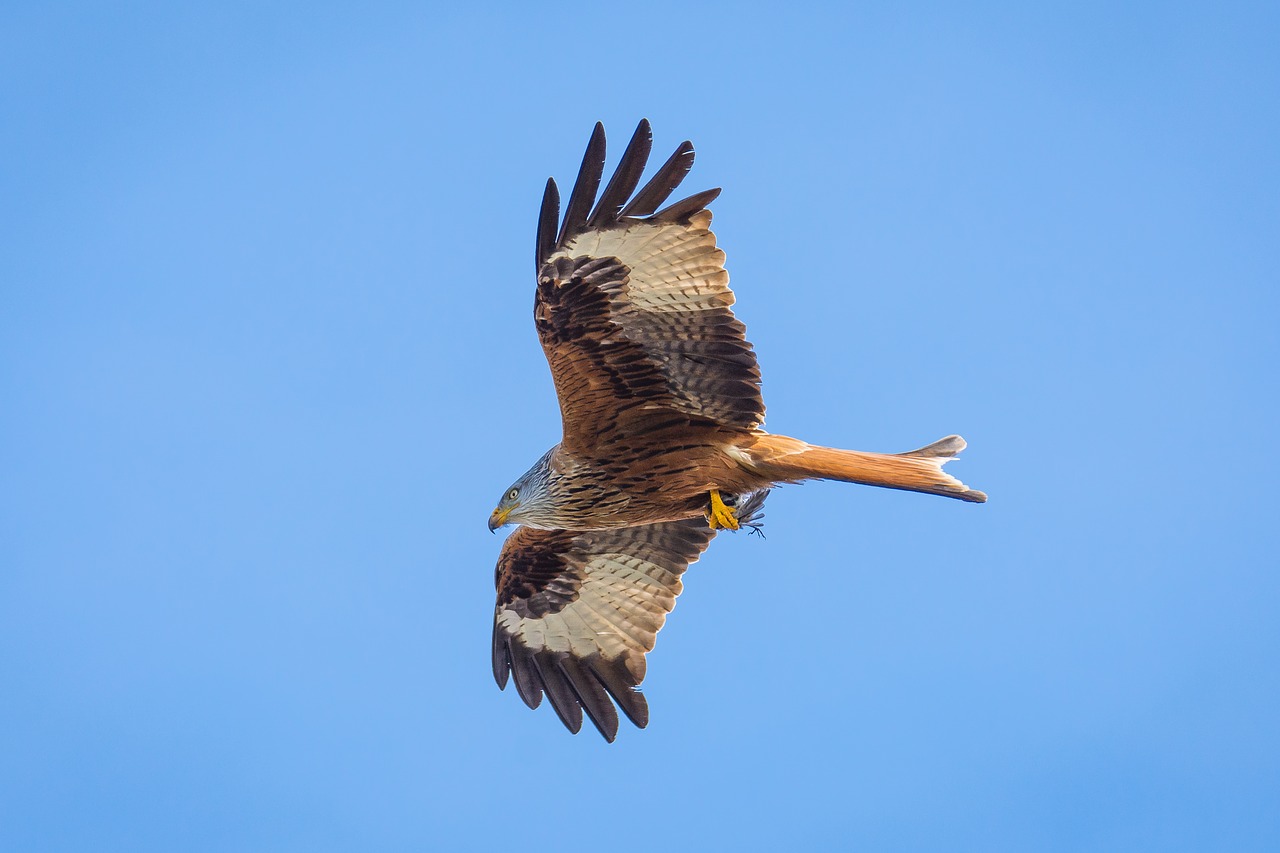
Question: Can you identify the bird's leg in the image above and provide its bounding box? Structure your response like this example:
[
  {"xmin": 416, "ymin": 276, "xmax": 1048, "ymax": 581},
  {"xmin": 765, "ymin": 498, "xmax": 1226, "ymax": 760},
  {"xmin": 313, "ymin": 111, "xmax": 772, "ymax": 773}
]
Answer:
[{"xmin": 706, "ymin": 489, "xmax": 740, "ymax": 531}]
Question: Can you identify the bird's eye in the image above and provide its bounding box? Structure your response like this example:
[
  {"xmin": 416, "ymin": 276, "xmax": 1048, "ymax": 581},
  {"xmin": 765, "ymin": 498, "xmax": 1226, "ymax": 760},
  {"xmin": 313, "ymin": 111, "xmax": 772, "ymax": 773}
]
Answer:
[{"xmin": 507, "ymin": 488, "xmax": 519, "ymax": 500}]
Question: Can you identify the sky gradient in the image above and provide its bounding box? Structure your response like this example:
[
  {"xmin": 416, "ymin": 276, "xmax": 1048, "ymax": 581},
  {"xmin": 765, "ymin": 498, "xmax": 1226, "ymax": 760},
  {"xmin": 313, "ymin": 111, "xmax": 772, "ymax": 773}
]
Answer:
[{"xmin": 3, "ymin": 3, "xmax": 1278, "ymax": 850}]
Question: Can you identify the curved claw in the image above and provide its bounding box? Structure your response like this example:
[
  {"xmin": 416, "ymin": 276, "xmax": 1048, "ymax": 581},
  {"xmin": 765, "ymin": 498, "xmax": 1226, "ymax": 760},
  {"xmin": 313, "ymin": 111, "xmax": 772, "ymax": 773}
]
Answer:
[{"xmin": 706, "ymin": 489, "xmax": 740, "ymax": 531}]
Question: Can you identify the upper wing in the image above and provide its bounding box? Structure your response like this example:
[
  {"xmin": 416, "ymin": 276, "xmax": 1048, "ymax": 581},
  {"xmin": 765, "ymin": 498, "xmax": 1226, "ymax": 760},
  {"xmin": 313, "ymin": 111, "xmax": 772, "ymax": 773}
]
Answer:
[
  {"xmin": 533, "ymin": 121, "xmax": 765, "ymax": 455},
  {"xmin": 492, "ymin": 491, "xmax": 768, "ymax": 741}
]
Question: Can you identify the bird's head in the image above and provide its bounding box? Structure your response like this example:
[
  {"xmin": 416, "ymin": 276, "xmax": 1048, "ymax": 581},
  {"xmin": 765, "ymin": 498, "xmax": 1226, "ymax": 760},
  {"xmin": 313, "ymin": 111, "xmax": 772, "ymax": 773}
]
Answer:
[
  {"xmin": 488, "ymin": 483, "xmax": 524, "ymax": 532},
  {"xmin": 489, "ymin": 452, "xmax": 554, "ymax": 532}
]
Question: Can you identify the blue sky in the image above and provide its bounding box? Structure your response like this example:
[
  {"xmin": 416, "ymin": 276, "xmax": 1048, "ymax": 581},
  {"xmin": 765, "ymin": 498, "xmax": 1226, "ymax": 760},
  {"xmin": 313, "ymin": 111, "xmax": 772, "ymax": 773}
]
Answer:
[{"xmin": 3, "ymin": 3, "xmax": 1277, "ymax": 850}]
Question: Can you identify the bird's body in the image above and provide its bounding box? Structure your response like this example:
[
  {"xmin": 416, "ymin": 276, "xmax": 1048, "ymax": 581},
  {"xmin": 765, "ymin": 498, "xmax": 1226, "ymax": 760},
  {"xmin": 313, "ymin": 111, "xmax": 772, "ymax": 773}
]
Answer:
[
  {"xmin": 486, "ymin": 121, "xmax": 986, "ymax": 740},
  {"xmin": 512, "ymin": 430, "xmax": 982, "ymax": 531},
  {"xmin": 512, "ymin": 433, "xmax": 752, "ymax": 530}
]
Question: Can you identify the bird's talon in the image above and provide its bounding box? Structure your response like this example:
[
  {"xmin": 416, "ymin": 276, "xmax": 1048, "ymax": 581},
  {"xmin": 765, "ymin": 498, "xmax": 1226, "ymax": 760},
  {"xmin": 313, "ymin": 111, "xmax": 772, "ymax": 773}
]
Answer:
[{"xmin": 707, "ymin": 489, "xmax": 740, "ymax": 530}]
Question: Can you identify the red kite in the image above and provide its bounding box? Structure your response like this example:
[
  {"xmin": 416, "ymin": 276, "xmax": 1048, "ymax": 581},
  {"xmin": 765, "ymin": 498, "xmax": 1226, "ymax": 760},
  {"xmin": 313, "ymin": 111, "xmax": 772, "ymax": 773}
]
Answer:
[{"xmin": 490, "ymin": 121, "xmax": 985, "ymax": 740}]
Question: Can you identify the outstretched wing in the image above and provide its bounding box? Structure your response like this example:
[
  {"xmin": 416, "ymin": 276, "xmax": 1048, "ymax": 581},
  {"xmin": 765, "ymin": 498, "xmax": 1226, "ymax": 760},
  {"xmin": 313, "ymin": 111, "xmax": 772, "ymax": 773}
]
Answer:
[
  {"xmin": 534, "ymin": 120, "xmax": 765, "ymax": 455},
  {"xmin": 492, "ymin": 491, "xmax": 768, "ymax": 741}
]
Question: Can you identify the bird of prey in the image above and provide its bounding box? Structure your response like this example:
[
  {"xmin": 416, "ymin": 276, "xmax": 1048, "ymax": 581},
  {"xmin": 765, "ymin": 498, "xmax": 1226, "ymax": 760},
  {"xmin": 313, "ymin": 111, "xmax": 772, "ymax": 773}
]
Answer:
[{"xmin": 490, "ymin": 120, "xmax": 986, "ymax": 741}]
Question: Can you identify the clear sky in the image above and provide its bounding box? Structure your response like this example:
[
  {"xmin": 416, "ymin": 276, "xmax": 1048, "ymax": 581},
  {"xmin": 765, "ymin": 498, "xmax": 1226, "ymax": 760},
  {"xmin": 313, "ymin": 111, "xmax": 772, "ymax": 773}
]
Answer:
[{"xmin": 3, "ymin": 3, "xmax": 1277, "ymax": 850}]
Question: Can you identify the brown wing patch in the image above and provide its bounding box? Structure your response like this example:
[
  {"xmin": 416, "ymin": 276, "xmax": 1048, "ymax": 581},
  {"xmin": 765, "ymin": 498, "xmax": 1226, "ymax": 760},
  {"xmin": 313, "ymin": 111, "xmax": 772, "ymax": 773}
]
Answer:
[
  {"xmin": 494, "ymin": 528, "xmax": 581, "ymax": 618},
  {"xmin": 491, "ymin": 492, "xmax": 768, "ymax": 741}
]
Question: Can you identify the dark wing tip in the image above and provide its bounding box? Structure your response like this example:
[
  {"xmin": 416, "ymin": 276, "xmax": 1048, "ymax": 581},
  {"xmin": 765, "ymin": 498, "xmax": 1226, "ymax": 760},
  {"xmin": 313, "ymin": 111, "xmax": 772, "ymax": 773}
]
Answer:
[
  {"xmin": 506, "ymin": 637, "xmax": 544, "ymax": 711},
  {"xmin": 491, "ymin": 622, "xmax": 510, "ymax": 690},
  {"xmin": 653, "ymin": 187, "xmax": 722, "ymax": 224},
  {"xmin": 537, "ymin": 123, "xmax": 720, "ymax": 268},
  {"xmin": 555, "ymin": 122, "xmax": 607, "ymax": 249},
  {"xmin": 535, "ymin": 178, "xmax": 560, "ymax": 272}
]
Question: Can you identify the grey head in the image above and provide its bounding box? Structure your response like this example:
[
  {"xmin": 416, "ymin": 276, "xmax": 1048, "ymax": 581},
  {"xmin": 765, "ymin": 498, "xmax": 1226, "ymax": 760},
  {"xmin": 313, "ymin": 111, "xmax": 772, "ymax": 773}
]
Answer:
[{"xmin": 488, "ymin": 448, "xmax": 556, "ymax": 532}]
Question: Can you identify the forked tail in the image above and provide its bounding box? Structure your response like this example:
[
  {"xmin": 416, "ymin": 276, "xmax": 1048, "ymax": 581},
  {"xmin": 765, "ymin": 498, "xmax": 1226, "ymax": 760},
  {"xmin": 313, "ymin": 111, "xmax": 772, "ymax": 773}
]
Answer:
[{"xmin": 745, "ymin": 434, "xmax": 987, "ymax": 503}]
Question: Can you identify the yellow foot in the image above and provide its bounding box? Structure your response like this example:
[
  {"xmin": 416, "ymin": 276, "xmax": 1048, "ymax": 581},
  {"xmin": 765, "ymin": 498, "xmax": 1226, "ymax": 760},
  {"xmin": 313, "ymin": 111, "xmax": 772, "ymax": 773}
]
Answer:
[{"xmin": 707, "ymin": 489, "xmax": 740, "ymax": 531}]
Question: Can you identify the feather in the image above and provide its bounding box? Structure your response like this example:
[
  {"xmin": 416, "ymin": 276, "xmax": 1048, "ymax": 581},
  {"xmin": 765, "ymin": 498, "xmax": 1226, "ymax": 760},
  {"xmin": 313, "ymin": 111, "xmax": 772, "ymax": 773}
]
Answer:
[
  {"xmin": 654, "ymin": 188, "xmax": 722, "ymax": 223},
  {"xmin": 507, "ymin": 638, "xmax": 544, "ymax": 710},
  {"xmin": 491, "ymin": 622, "xmax": 509, "ymax": 689},
  {"xmin": 535, "ymin": 178, "xmax": 559, "ymax": 271},
  {"xmin": 556, "ymin": 122, "xmax": 606, "ymax": 249}
]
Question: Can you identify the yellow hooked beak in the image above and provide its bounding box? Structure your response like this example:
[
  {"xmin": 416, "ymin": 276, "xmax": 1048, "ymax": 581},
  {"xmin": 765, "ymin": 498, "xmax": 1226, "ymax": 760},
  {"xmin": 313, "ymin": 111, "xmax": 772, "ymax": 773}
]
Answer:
[{"xmin": 488, "ymin": 505, "xmax": 514, "ymax": 533}]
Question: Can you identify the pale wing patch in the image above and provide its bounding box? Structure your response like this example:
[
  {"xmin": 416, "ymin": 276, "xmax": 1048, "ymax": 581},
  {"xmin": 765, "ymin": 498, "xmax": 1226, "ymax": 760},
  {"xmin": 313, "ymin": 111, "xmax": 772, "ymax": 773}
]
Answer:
[
  {"xmin": 559, "ymin": 211, "xmax": 732, "ymax": 315},
  {"xmin": 498, "ymin": 551, "xmax": 682, "ymax": 662}
]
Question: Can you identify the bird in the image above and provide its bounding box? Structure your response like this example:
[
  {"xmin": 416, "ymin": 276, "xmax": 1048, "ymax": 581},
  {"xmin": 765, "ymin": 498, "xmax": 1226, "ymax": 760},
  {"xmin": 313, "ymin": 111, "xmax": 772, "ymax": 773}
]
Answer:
[{"xmin": 489, "ymin": 120, "xmax": 986, "ymax": 741}]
